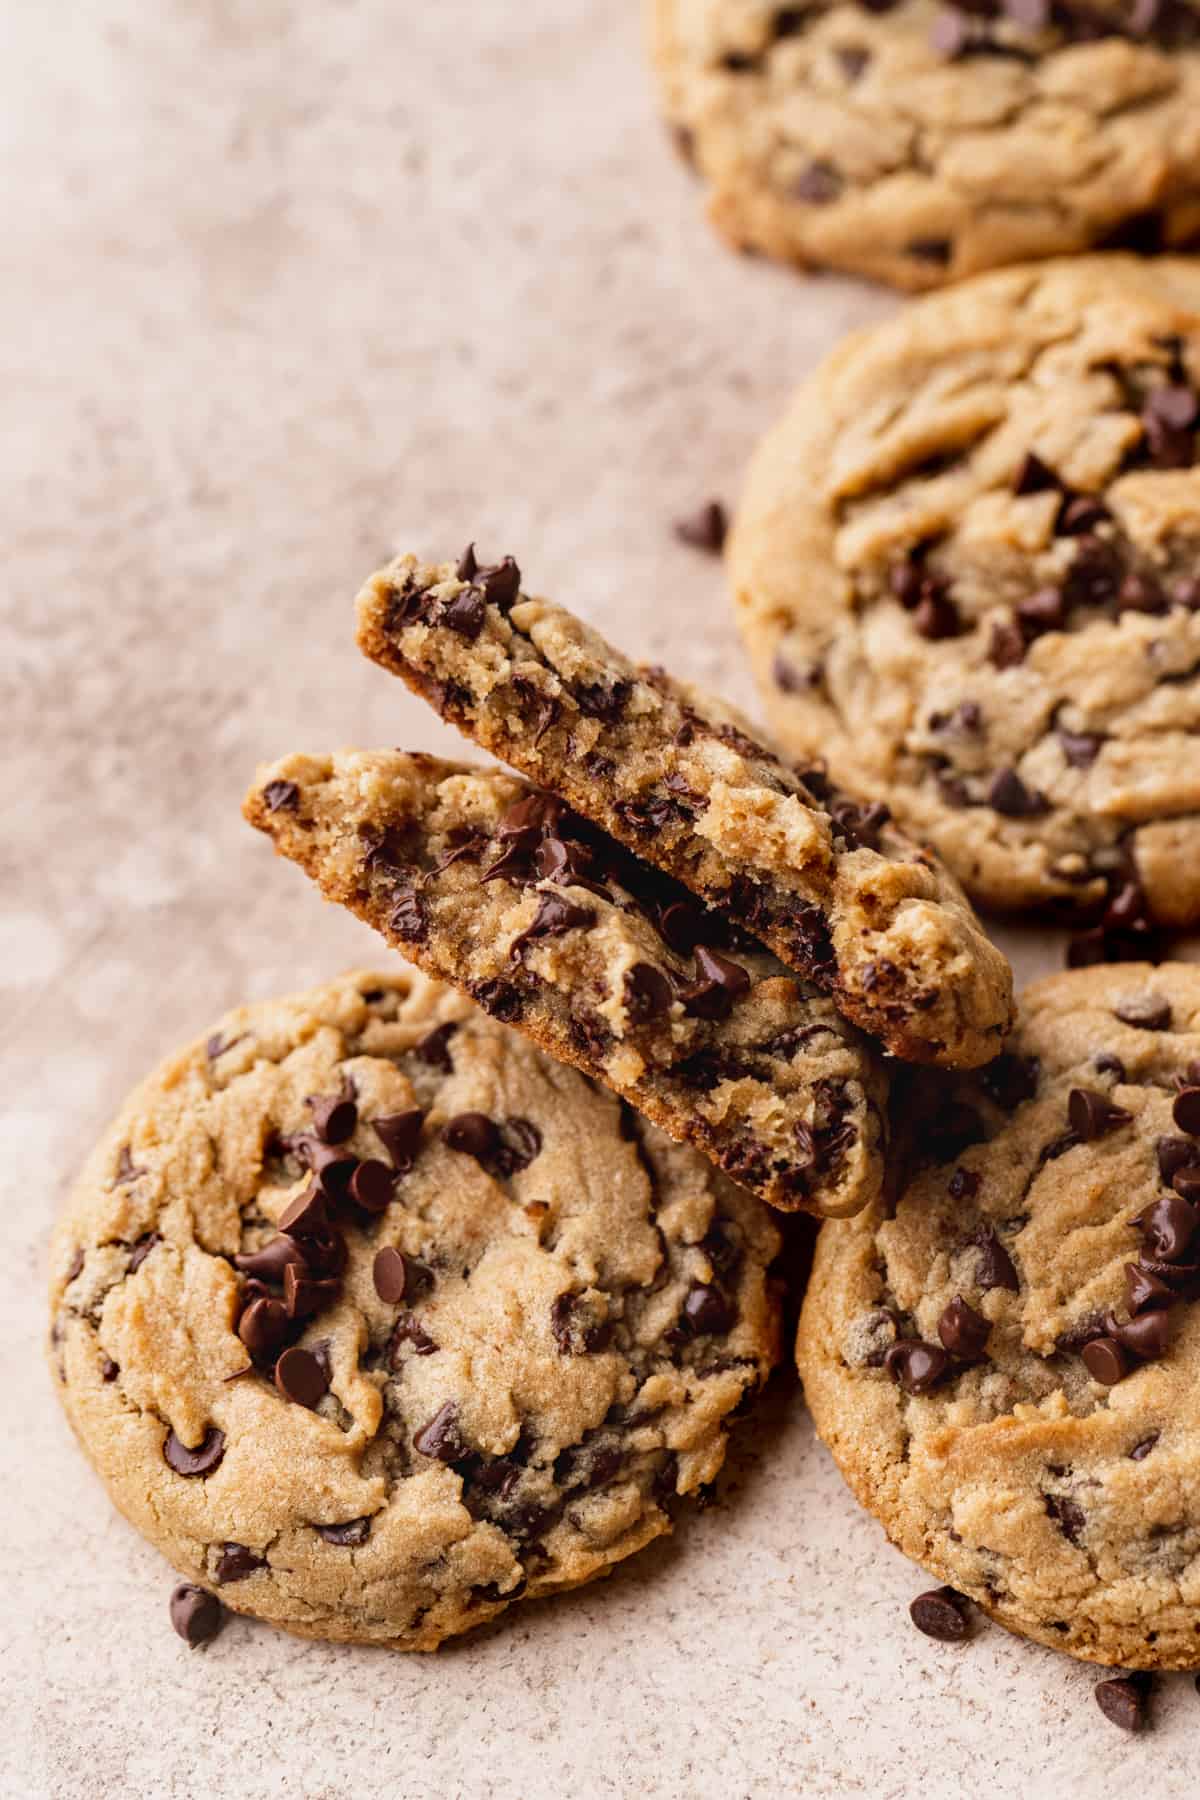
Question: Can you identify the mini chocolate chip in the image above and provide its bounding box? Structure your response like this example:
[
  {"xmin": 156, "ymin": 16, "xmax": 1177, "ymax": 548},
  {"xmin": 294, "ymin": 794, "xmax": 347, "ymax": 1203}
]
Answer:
[
  {"xmin": 1114, "ymin": 993, "xmax": 1171, "ymax": 1030},
  {"xmin": 1108, "ymin": 1309, "xmax": 1171, "ymax": 1362},
  {"xmin": 262, "ymin": 780, "xmax": 299, "ymax": 813},
  {"xmin": 624, "ymin": 961, "xmax": 673, "ymax": 1024},
  {"xmin": 169, "ymin": 1583, "xmax": 224, "ymax": 1647},
  {"xmin": 1067, "ymin": 1087, "xmax": 1131, "ymax": 1141},
  {"xmin": 1081, "ymin": 1336, "xmax": 1129, "ymax": 1385},
  {"xmin": 937, "ymin": 1297, "xmax": 990, "ymax": 1360},
  {"xmin": 475, "ymin": 556, "xmax": 522, "ymax": 611},
  {"xmin": 1126, "ymin": 1261, "xmax": 1174, "ymax": 1314},
  {"xmin": 215, "ymin": 1543, "xmax": 264, "ymax": 1584},
  {"xmin": 373, "ymin": 1109, "xmax": 425, "ymax": 1171},
  {"xmin": 237, "ymin": 1296, "xmax": 289, "ymax": 1358},
  {"xmin": 443, "ymin": 1112, "xmax": 500, "ymax": 1161},
  {"xmin": 910, "ymin": 1586, "xmax": 970, "ymax": 1642},
  {"xmin": 973, "ymin": 1228, "xmax": 1019, "ymax": 1292},
  {"xmin": 128, "ymin": 1233, "xmax": 161, "ymax": 1273},
  {"xmin": 234, "ymin": 1233, "xmax": 309, "ymax": 1283},
  {"xmin": 681, "ymin": 1282, "xmax": 736, "ymax": 1337},
  {"xmin": 307, "ymin": 1086, "xmax": 357, "ymax": 1145},
  {"xmin": 441, "ymin": 587, "xmax": 486, "ymax": 639},
  {"xmin": 1139, "ymin": 1193, "xmax": 1199, "ymax": 1262},
  {"xmin": 510, "ymin": 891, "xmax": 596, "ymax": 958},
  {"xmin": 278, "ymin": 1179, "xmax": 331, "ymax": 1239},
  {"xmin": 884, "ymin": 1340, "xmax": 951, "ymax": 1394},
  {"xmin": 388, "ymin": 889, "xmax": 426, "ymax": 942},
  {"xmin": 1013, "ymin": 451, "xmax": 1061, "ymax": 495},
  {"xmin": 987, "ymin": 767, "xmax": 1048, "ymax": 817},
  {"xmin": 1059, "ymin": 729, "xmax": 1103, "ymax": 768},
  {"xmin": 316, "ymin": 1516, "xmax": 371, "ymax": 1546},
  {"xmin": 1130, "ymin": 1433, "xmax": 1159, "ymax": 1461},
  {"xmin": 163, "ymin": 1426, "xmax": 226, "ymax": 1478},
  {"xmin": 1173, "ymin": 1087, "xmax": 1200, "ymax": 1135},
  {"xmin": 349, "ymin": 1158, "xmax": 395, "ymax": 1214},
  {"xmin": 1094, "ymin": 1675, "xmax": 1151, "ymax": 1733},
  {"xmin": 274, "ymin": 1346, "xmax": 330, "ymax": 1410},
  {"xmin": 372, "ymin": 1245, "xmax": 410, "ymax": 1304},
  {"xmin": 413, "ymin": 1400, "xmax": 468, "ymax": 1463}
]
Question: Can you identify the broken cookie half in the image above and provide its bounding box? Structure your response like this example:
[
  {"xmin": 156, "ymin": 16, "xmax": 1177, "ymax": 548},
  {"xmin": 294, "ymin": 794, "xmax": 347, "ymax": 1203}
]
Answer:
[
  {"xmin": 354, "ymin": 551, "xmax": 1014, "ymax": 1068},
  {"xmin": 245, "ymin": 750, "xmax": 889, "ymax": 1217}
]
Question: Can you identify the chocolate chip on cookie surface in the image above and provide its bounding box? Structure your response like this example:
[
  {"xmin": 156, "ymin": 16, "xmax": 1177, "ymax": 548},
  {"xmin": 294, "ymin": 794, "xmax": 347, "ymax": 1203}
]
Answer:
[
  {"xmin": 354, "ymin": 552, "xmax": 1013, "ymax": 1068},
  {"xmin": 648, "ymin": 2, "xmax": 1200, "ymax": 290},
  {"xmin": 797, "ymin": 963, "xmax": 1200, "ymax": 1669},
  {"xmin": 49, "ymin": 971, "xmax": 781, "ymax": 1651},
  {"xmin": 732, "ymin": 258, "xmax": 1200, "ymax": 927},
  {"xmin": 244, "ymin": 751, "xmax": 889, "ymax": 1216}
]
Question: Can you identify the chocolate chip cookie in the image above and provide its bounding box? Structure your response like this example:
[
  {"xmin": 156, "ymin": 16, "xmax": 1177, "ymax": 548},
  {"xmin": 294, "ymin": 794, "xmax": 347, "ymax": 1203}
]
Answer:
[
  {"xmin": 732, "ymin": 257, "xmax": 1200, "ymax": 931},
  {"xmin": 245, "ymin": 751, "xmax": 889, "ymax": 1215},
  {"xmin": 648, "ymin": 1, "xmax": 1200, "ymax": 290},
  {"xmin": 355, "ymin": 551, "xmax": 1013, "ymax": 1067},
  {"xmin": 797, "ymin": 963, "xmax": 1200, "ymax": 1669},
  {"xmin": 49, "ymin": 970, "xmax": 781, "ymax": 1651}
]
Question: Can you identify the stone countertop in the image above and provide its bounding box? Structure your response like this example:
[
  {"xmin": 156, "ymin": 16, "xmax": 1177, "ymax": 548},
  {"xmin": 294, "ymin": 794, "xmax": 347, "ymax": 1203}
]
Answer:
[{"xmin": 4, "ymin": 3, "xmax": 1197, "ymax": 1794}]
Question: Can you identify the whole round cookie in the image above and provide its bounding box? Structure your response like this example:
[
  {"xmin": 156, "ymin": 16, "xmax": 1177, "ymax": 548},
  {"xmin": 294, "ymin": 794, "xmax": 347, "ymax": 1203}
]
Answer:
[
  {"xmin": 648, "ymin": 0, "xmax": 1200, "ymax": 290},
  {"xmin": 797, "ymin": 963, "xmax": 1200, "ymax": 1668},
  {"xmin": 49, "ymin": 970, "xmax": 781, "ymax": 1651},
  {"xmin": 731, "ymin": 257, "xmax": 1200, "ymax": 927}
]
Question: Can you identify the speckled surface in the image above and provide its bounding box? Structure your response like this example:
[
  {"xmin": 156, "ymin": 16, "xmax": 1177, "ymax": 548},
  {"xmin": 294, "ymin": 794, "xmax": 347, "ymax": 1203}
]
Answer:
[{"xmin": 4, "ymin": 3, "xmax": 1199, "ymax": 1794}]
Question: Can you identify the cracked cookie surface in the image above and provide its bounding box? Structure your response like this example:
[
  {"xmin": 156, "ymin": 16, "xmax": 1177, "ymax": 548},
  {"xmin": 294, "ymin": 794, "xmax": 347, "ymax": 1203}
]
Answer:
[
  {"xmin": 244, "ymin": 751, "xmax": 889, "ymax": 1215},
  {"xmin": 49, "ymin": 970, "xmax": 781, "ymax": 1651},
  {"xmin": 732, "ymin": 257, "xmax": 1200, "ymax": 927},
  {"xmin": 648, "ymin": 0, "xmax": 1200, "ymax": 290},
  {"xmin": 797, "ymin": 963, "xmax": 1200, "ymax": 1668},
  {"xmin": 356, "ymin": 551, "xmax": 1013, "ymax": 1067}
]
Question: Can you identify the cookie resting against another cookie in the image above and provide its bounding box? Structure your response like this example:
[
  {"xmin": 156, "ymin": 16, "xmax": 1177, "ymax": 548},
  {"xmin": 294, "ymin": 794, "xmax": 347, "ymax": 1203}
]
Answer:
[
  {"xmin": 798, "ymin": 963, "xmax": 1200, "ymax": 1669},
  {"xmin": 648, "ymin": 0, "xmax": 1200, "ymax": 290},
  {"xmin": 731, "ymin": 257, "xmax": 1200, "ymax": 932},
  {"xmin": 354, "ymin": 550, "xmax": 1014, "ymax": 1069},
  {"xmin": 245, "ymin": 752, "xmax": 889, "ymax": 1217},
  {"xmin": 48, "ymin": 971, "xmax": 781, "ymax": 1652}
]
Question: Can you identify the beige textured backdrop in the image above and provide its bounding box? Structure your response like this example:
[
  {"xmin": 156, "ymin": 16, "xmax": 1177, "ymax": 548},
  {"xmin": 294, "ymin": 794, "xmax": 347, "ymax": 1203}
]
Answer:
[{"xmin": 4, "ymin": 3, "xmax": 1197, "ymax": 1794}]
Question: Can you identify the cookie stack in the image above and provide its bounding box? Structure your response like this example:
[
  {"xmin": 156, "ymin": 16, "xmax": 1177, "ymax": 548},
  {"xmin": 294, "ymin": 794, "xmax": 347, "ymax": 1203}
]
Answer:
[{"xmin": 47, "ymin": 5, "xmax": 1199, "ymax": 1704}]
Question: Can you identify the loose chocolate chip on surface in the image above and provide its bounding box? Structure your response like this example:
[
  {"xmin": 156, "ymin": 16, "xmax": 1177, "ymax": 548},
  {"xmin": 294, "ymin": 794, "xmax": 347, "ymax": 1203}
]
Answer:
[
  {"xmin": 163, "ymin": 1426, "xmax": 226, "ymax": 1478},
  {"xmin": 262, "ymin": 780, "xmax": 299, "ymax": 813},
  {"xmin": 1067, "ymin": 1087, "xmax": 1131, "ymax": 1141},
  {"xmin": 910, "ymin": 1586, "xmax": 971, "ymax": 1642},
  {"xmin": 349, "ymin": 1159, "xmax": 395, "ymax": 1214},
  {"xmin": 1173, "ymin": 1087, "xmax": 1200, "ymax": 1135},
  {"xmin": 1094, "ymin": 1675, "xmax": 1151, "ymax": 1732},
  {"xmin": 307, "ymin": 1085, "xmax": 358, "ymax": 1145},
  {"xmin": 317, "ymin": 1517, "xmax": 371, "ymax": 1546},
  {"xmin": 215, "ymin": 1543, "xmax": 265, "ymax": 1584},
  {"xmin": 973, "ymin": 1228, "xmax": 1019, "ymax": 1292},
  {"xmin": 274, "ymin": 1347, "xmax": 330, "ymax": 1410},
  {"xmin": 884, "ymin": 1340, "xmax": 951, "ymax": 1394},
  {"xmin": 937, "ymin": 1297, "xmax": 990, "ymax": 1360},
  {"xmin": 373, "ymin": 1108, "xmax": 425, "ymax": 1171},
  {"xmin": 169, "ymin": 1583, "xmax": 225, "ymax": 1647},
  {"xmin": 1081, "ymin": 1336, "xmax": 1129, "ymax": 1385},
  {"xmin": 443, "ymin": 1112, "xmax": 500, "ymax": 1161},
  {"xmin": 413, "ymin": 1400, "xmax": 469, "ymax": 1463}
]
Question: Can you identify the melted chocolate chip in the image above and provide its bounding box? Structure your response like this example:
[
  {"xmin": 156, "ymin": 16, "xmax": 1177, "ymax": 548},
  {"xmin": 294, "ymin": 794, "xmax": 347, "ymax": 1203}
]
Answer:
[
  {"xmin": 390, "ymin": 1312, "xmax": 439, "ymax": 1358},
  {"xmin": 163, "ymin": 1426, "xmax": 226, "ymax": 1478},
  {"xmin": 262, "ymin": 780, "xmax": 299, "ymax": 813},
  {"xmin": 677, "ymin": 946, "xmax": 751, "ymax": 1021},
  {"xmin": 551, "ymin": 1291, "xmax": 612, "ymax": 1354},
  {"xmin": 509, "ymin": 891, "xmax": 596, "ymax": 958},
  {"xmin": 169, "ymin": 1583, "xmax": 225, "ymax": 1646},
  {"xmin": 128, "ymin": 1233, "xmax": 160, "ymax": 1273},
  {"xmin": 884, "ymin": 1340, "xmax": 951, "ymax": 1394},
  {"xmin": 388, "ymin": 889, "xmax": 427, "ymax": 942},
  {"xmin": 1139, "ymin": 1193, "xmax": 1199, "ymax": 1262},
  {"xmin": 441, "ymin": 587, "xmax": 485, "ymax": 639},
  {"xmin": 317, "ymin": 1515, "xmax": 372, "ymax": 1546},
  {"xmin": 623, "ymin": 961, "xmax": 674, "ymax": 1023},
  {"xmin": 214, "ymin": 1543, "xmax": 265, "ymax": 1583},
  {"xmin": 1126, "ymin": 1261, "xmax": 1174, "ymax": 1314},
  {"xmin": 910, "ymin": 1586, "xmax": 971, "ymax": 1642},
  {"xmin": 973, "ymin": 1227, "xmax": 1019, "ymax": 1292},
  {"xmin": 1045, "ymin": 1492, "xmax": 1087, "ymax": 1543},
  {"xmin": 937, "ymin": 1296, "xmax": 990, "ymax": 1360},
  {"xmin": 413, "ymin": 1400, "xmax": 469, "ymax": 1463}
]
